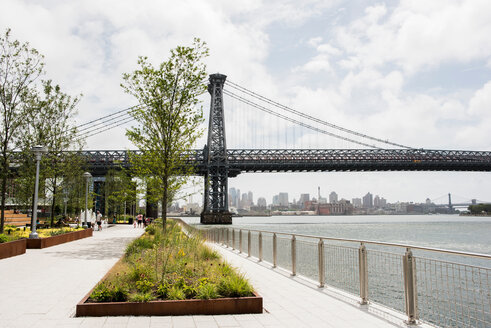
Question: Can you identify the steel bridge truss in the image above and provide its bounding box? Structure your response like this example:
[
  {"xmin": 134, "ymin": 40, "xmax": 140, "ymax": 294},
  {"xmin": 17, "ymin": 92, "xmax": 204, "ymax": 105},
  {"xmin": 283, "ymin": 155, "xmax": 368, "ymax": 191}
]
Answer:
[{"xmin": 78, "ymin": 148, "xmax": 491, "ymax": 175}]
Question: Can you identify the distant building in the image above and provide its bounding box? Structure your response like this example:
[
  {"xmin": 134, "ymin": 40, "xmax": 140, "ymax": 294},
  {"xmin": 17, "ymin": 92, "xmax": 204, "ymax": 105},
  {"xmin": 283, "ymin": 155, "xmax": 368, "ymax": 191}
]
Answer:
[
  {"xmin": 299, "ymin": 193, "xmax": 310, "ymax": 209},
  {"xmin": 374, "ymin": 195, "xmax": 380, "ymax": 208},
  {"xmin": 352, "ymin": 198, "xmax": 362, "ymax": 208},
  {"xmin": 278, "ymin": 192, "xmax": 289, "ymax": 207},
  {"xmin": 329, "ymin": 191, "xmax": 338, "ymax": 203},
  {"xmin": 319, "ymin": 197, "xmax": 327, "ymax": 204},
  {"xmin": 363, "ymin": 192, "xmax": 373, "ymax": 208},
  {"xmin": 257, "ymin": 197, "xmax": 267, "ymax": 207},
  {"xmin": 248, "ymin": 191, "xmax": 253, "ymax": 206},
  {"xmin": 272, "ymin": 195, "xmax": 279, "ymax": 206}
]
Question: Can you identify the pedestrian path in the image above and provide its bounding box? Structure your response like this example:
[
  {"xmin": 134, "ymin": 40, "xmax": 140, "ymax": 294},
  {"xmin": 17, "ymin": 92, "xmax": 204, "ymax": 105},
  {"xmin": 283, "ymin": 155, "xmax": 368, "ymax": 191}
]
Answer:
[{"xmin": 0, "ymin": 225, "xmax": 426, "ymax": 328}]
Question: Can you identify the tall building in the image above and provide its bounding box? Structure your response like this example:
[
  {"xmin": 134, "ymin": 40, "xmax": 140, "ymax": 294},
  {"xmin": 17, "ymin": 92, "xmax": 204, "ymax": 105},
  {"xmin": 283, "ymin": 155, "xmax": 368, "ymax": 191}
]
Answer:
[
  {"xmin": 352, "ymin": 198, "xmax": 362, "ymax": 208},
  {"xmin": 278, "ymin": 192, "xmax": 289, "ymax": 207},
  {"xmin": 272, "ymin": 195, "xmax": 279, "ymax": 206},
  {"xmin": 299, "ymin": 194, "xmax": 310, "ymax": 208},
  {"xmin": 257, "ymin": 197, "xmax": 267, "ymax": 207},
  {"xmin": 229, "ymin": 188, "xmax": 237, "ymax": 207},
  {"xmin": 363, "ymin": 192, "xmax": 373, "ymax": 208},
  {"xmin": 329, "ymin": 191, "xmax": 338, "ymax": 203},
  {"xmin": 240, "ymin": 193, "xmax": 248, "ymax": 209},
  {"xmin": 247, "ymin": 191, "xmax": 253, "ymax": 206},
  {"xmin": 374, "ymin": 195, "xmax": 381, "ymax": 208}
]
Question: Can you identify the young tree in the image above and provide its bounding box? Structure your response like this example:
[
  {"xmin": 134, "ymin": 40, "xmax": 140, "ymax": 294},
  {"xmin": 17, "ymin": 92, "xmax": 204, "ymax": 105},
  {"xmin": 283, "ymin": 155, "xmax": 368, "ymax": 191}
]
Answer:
[
  {"xmin": 0, "ymin": 29, "xmax": 44, "ymax": 233},
  {"xmin": 16, "ymin": 80, "xmax": 82, "ymax": 226},
  {"xmin": 121, "ymin": 39, "xmax": 208, "ymax": 230}
]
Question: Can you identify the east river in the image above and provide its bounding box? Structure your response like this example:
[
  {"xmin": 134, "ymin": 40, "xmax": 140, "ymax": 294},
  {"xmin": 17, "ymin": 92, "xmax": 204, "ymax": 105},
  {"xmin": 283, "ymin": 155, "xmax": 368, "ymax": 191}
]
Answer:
[{"xmin": 184, "ymin": 214, "xmax": 491, "ymax": 254}]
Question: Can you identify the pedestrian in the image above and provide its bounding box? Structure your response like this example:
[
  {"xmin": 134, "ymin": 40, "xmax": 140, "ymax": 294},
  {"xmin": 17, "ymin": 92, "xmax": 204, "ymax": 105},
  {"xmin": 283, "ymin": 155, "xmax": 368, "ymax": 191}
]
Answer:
[
  {"xmin": 96, "ymin": 210, "xmax": 103, "ymax": 231},
  {"xmin": 137, "ymin": 214, "xmax": 143, "ymax": 228}
]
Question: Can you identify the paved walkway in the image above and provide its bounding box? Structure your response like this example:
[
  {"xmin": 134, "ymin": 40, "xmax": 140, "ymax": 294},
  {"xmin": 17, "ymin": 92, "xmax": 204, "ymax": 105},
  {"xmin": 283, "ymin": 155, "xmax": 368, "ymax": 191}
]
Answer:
[{"xmin": 0, "ymin": 225, "xmax": 424, "ymax": 328}]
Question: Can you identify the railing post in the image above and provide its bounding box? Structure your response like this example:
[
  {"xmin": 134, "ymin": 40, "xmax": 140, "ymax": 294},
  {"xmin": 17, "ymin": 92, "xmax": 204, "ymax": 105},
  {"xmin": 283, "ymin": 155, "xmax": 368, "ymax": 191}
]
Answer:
[
  {"xmin": 232, "ymin": 229, "xmax": 235, "ymax": 250},
  {"xmin": 239, "ymin": 229, "xmax": 243, "ymax": 253},
  {"xmin": 258, "ymin": 232, "xmax": 263, "ymax": 262},
  {"xmin": 318, "ymin": 238, "xmax": 325, "ymax": 287},
  {"xmin": 221, "ymin": 228, "xmax": 225, "ymax": 245},
  {"xmin": 226, "ymin": 228, "xmax": 230, "ymax": 247},
  {"xmin": 248, "ymin": 230, "xmax": 251, "ymax": 257},
  {"xmin": 358, "ymin": 243, "xmax": 368, "ymax": 305},
  {"xmin": 273, "ymin": 233, "xmax": 277, "ymax": 268},
  {"xmin": 403, "ymin": 248, "xmax": 418, "ymax": 325},
  {"xmin": 291, "ymin": 235, "xmax": 296, "ymax": 276}
]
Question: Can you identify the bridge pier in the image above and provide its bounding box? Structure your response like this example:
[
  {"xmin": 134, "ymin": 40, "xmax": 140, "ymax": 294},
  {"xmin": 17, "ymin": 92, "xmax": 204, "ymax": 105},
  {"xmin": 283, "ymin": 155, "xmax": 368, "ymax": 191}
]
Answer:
[{"xmin": 200, "ymin": 73, "xmax": 233, "ymax": 225}]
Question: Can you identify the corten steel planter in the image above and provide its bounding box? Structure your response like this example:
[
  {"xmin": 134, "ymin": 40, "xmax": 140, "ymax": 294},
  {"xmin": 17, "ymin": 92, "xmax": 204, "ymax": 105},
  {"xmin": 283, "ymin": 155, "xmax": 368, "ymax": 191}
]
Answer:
[
  {"xmin": 26, "ymin": 228, "xmax": 93, "ymax": 249},
  {"xmin": 0, "ymin": 238, "xmax": 27, "ymax": 260},
  {"xmin": 76, "ymin": 254, "xmax": 262, "ymax": 317},
  {"xmin": 76, "ymin": 292, "xmax": 262, "ymax": 317}
]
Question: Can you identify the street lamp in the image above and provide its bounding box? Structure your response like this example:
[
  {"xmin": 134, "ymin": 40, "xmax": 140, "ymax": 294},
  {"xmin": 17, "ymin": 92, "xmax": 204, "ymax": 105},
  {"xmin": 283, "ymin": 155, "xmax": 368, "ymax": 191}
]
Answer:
[
  {"xmin": 29, "ymin": 145, "xmax": 47, "ymax": 239},
  {"xmin": 83, "ymin": 172, "xmax": 92, "ymax": 229},
  {"xmin": 63, "ymin": 188, "xmax": 68, "ymax": 217}
]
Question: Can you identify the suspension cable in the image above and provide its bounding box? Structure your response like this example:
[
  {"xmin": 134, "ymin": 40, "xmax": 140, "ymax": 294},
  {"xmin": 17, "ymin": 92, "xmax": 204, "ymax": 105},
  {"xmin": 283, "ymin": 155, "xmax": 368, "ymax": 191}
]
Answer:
[
  {"xmin": 225, "ymin": 80, "xmax": 412, "ymax": 149},
  {"xmin": 223, "ymin": 90, "xmax": 379, "ymax": 149}
]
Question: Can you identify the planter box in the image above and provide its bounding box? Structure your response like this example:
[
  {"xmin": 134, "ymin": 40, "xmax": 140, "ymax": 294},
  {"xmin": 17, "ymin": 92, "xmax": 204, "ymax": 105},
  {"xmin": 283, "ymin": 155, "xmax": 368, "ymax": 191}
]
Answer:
[
  {"xmin": 76, "ymin": 292, "xmax": 262, "ymax": 317},
  {"xmin": 26, "ymin": 228, "xmax": 93, "ymax": 249},
  {"xmin": 0, "ymin": 238, "xmax": 27, "ymax": 260}
]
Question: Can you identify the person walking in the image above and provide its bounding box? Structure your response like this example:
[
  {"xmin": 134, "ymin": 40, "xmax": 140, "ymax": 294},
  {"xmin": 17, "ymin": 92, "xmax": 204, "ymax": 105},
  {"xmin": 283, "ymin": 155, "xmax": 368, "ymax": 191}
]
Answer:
[{"xmin": 96, "ymin": 210, "xmax": 103, "ymax": 231}]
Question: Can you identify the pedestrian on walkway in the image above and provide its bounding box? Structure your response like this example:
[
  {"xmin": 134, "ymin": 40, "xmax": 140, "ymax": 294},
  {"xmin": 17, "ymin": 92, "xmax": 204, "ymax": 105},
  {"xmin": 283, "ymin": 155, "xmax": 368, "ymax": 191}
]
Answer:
[{"xmin": 96, "ymin": 210, "xmax": 103, "ymax": 231}]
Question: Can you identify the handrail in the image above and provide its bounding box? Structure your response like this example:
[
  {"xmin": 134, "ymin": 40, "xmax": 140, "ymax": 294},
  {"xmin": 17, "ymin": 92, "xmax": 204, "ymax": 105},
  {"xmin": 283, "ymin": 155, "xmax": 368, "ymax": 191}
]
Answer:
[{"xmin": 226, "ymin": 227, "xmax": 491, "ymax": 260}]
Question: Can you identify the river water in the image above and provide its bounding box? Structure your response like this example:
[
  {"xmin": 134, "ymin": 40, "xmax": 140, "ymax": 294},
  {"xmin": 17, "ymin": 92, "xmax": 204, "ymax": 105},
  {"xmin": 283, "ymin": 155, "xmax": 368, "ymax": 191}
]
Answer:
[{"xmin": 184, "ymin": 214, "xmax": 491, "ymax": 254}]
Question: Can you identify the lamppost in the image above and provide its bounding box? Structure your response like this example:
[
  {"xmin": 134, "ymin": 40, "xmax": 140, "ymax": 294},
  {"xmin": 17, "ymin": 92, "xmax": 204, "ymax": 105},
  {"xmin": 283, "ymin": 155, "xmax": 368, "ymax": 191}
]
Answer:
[
  {"xmin": 83, "ymin": 172, "xmax": 92, "ymax": 229},
  {"xmin": 63, "ymin": 188, "xmax": 68, "ymax": 217},
  {"xmin": 29, "ymin": 145, "xmax": 47, "ymax": 239}
]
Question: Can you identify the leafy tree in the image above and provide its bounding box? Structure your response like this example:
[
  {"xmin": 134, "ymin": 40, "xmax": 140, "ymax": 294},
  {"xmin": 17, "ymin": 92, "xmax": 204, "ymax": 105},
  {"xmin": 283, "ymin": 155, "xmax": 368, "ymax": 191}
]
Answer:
[
  {"xmin": 0, "ymin": 28, "xmax": 44, "ymax": 233},
  {"xmin": 15, "ymin": 80, "xmax": 82, "ymax": 226},
  {"xmin": 121, "ymin": 39, "xmax": 208, "ymax": 230},
  {"xmin": 105, "ymin": 168, "xmax": 136, "ymax": 218}
]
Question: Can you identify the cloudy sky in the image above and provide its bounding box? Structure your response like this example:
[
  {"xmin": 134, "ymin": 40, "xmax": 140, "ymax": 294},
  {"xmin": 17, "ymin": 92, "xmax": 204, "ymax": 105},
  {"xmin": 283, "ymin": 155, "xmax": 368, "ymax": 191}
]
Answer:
[{"xmin": 2, "ymin": 0, "xmax": 491, "ymax": 206}]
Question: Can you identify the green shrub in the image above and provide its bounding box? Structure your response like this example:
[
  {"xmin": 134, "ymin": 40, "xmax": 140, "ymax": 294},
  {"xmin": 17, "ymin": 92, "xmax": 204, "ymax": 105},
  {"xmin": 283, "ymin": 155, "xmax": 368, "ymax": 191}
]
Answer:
[
  {"xmin": 156, "ymin": 282, "xmax": 169, "ymax": 299},
  {"xmin": 145, "ymin": 225, "xmax": 156, "ymax": 235},
  {"xmin": 90, "ymin": 282, "xmax": 128, "ymax": 302},
  {"xmin": 217, "ymin": 273, "xmax": 254, "ymax": 297},
  {"xmin": 167, "ymin": 286, "xmax": 185, "ymax": 300},
  {"xmin": 136, "ymin": 279, "xmax": 154, "ymax": 293},
  {"xmin": 125, "ymin": 237, "xmax": 154, "ymax": 256},
  {"xmin": 200, "ymin": 246, "xmax": 219, "ymax": 260},
  {"xmin": 197, "ymin": 283, "xmax": 218, "ymax": 300},
  {"xmin": 128, "ymin": 291, "xmax": 155, "ymax": 302},
  {"xmin": 0, "ymin": 234, "xmax": 8, "ymax": 243}
]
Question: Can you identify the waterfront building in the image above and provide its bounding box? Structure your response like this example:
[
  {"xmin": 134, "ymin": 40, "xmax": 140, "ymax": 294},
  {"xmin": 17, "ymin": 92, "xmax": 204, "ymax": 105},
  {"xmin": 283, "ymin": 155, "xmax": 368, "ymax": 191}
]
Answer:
[
  {"xmin": 248, "ymin": 191, "xmax": 254, "ymax": 206},
  {"xmin": 257, "ymin": 197, "xmax": 267, "ymax": 207},
  {"xmin": 329, "ymin": 191, "xmax": 338, "ymax": 203},
  {"xmin": 363, "ymin": 192, "xmax": 373, "ymax": 208},
  {"xmin": 299, "ymin": 193, "xmax": 310, "ymax": 209},
  {"xmin": 352, "ymin": 198, "xmax": 362, "ymax": 208},
  {"xmin": 374, "ymin": 195, "xmax": 381, "ymax": 208},
  {"xmin": 272, "ymin": 195, "xmax": 279, "ymax": 206},
  {"xmin": 279, "ymin": 192, "xmax": 289, "ymax": 207}
]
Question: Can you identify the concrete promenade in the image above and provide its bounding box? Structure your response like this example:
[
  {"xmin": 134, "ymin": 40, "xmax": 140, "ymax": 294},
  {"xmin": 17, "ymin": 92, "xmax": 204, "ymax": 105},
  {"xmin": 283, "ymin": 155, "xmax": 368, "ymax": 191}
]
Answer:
[{"xmin": 0, "ymin": 225, "xmax": 422, "ymax": 327}]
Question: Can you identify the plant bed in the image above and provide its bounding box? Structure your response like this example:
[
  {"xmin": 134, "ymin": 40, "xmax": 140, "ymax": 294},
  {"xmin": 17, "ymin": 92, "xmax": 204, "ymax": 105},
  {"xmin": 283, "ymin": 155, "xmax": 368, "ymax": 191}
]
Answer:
[
  {"xmin": 0, "ymin": 238, "xmax": 27, "ymax": 260},
  {"xmin": 26, "ymin": 228, "xmax": 93, "ymax": 249},
  {"xmin": 76, "ymin": 220, "xmax": 262, "ymax": 317}
]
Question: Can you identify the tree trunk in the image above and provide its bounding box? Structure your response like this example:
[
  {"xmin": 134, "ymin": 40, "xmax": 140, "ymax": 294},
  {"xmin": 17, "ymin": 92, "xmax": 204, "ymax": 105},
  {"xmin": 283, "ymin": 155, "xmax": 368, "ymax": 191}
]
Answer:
[
  {"xmin": 50, "ymin": 177, "xmax": 57, "ymax": 227},
  {"xmin": 162, "ymin": 178, "xmax": 168, "ymax": 232},
  {"xmin": 0, "ymin": 168, "xmax": 7, "ymax": 234}
]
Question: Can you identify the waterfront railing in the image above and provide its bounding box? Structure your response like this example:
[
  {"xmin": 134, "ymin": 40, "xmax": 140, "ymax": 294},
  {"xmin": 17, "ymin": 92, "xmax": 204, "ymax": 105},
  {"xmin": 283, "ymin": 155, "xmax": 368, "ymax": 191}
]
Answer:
[{"xmin": 203, "ymin": 226, "xmax": 490, "ymax": 328}]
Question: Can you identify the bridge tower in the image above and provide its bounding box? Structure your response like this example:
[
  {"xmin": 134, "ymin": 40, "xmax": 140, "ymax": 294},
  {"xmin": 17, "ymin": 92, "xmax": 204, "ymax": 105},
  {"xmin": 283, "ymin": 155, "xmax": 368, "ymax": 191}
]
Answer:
[{"xmin": 200, "ymin": 73, "xmax": 232, "ymax": 224}]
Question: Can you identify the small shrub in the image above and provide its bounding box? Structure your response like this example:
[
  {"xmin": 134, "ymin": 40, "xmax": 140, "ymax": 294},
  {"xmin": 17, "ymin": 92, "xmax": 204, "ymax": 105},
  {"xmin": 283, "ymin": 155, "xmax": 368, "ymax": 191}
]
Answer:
[
  {"xmin": 145, "ymin": 225, "xmax": 156, "ymax": 235},
  {"xmin": 200, "ymin": 246, "xmax": 219, "ymax": 260},
  {"xmin": 167, "ymin": 286, "xmax": 185, "ymax": 300},
  {"xmin": 156, "ymin": 282, "xmax": 169, "ymax": 299},
  {"xmin": 136, "ymin": 279, "xmax": 154, "ymax": 293},
  {"xmin": 91, "ymin": 282, "xmax": 112, "ymax": 302},
  {"xmin": 217, "ymin": 273, "xmax": 254, "ymax": 298},
  {"xmin": 125, "ymin": 237, "xmax": 154, "ymax": 256},
  {"xmin": 197, "ymin": 283, "xmax": 218, "ymax": 300},
  {"xmin": 128, "ymin": 291, "xmax": 155, "ymax": 302},
  {"xmin": 0, "ymin": 234, "xmax": 9, "ymax": 243}
]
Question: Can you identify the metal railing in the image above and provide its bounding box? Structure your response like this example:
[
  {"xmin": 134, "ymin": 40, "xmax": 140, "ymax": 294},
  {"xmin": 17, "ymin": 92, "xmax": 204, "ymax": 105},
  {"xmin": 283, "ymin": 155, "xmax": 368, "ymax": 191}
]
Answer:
[{"xmin": 205, "ymin": 227, "xmax": 490, "ymax": 328}]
